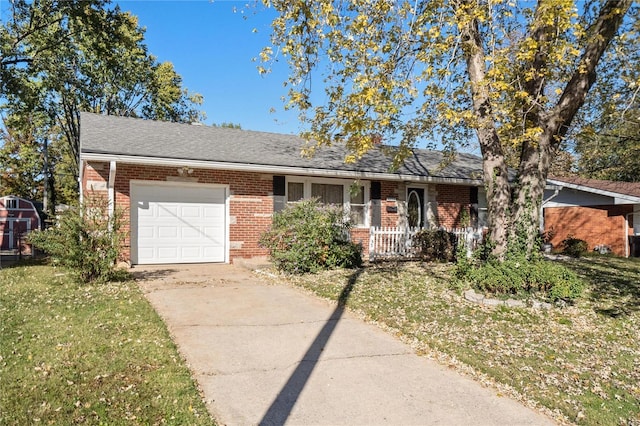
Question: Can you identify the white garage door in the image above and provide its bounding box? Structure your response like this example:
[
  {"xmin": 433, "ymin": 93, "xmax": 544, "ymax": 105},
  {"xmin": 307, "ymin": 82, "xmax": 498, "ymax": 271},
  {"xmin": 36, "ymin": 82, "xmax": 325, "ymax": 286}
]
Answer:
[{"xmin": 131, "ymin": 183, "xmax": 226, "ymax": 264}]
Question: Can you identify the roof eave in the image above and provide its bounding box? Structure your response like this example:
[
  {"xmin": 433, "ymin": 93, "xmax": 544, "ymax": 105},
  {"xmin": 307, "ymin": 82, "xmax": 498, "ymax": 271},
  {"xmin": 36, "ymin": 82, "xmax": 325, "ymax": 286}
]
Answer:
[
  {"xmin": 547, "ymin": 178, "xmax": 640, "ymax": 204},
  {"xmin": 80, "ymin": 152, "xmax": 484, "ymax": 186}
]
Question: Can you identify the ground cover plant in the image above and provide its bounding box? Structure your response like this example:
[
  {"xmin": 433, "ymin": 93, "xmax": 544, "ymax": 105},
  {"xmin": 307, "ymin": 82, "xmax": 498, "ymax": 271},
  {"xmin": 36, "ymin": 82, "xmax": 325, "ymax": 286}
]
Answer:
[
  {"xmin": 0, "ymin": 263, "xmax": 214, "ymax": 425},
  {"xmin": 279, "ymin": 256, "xmax": 640, "ymax": 425}
]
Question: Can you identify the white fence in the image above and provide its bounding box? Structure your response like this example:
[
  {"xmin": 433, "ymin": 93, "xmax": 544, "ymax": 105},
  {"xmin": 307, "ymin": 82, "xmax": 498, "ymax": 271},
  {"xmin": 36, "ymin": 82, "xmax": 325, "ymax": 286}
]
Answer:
[{"xmin": 368, "ymin": 226, "xmax": 483, "ymax": 261}]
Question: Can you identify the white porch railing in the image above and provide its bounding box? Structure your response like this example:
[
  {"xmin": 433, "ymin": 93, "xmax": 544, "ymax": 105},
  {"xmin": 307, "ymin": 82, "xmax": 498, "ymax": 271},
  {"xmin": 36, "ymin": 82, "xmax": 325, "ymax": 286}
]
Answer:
[{"xmin": 368, "ymin": 226, "xmax": 483, "ymax": 261}]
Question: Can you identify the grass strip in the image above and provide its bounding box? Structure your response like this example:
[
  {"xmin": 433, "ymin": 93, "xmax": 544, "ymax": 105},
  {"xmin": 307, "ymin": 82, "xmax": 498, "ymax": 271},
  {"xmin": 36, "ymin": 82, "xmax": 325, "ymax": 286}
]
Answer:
[{"xmin": 0, "ymin": 263, "xmax": 215, "ymax": 425}]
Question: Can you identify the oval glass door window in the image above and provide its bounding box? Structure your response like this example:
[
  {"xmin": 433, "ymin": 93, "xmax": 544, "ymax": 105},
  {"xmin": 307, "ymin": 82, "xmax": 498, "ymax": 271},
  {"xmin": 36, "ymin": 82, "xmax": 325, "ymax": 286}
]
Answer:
[{"xmin": 407, "ymin": 190, "xmax": 421, "ymax": 227}]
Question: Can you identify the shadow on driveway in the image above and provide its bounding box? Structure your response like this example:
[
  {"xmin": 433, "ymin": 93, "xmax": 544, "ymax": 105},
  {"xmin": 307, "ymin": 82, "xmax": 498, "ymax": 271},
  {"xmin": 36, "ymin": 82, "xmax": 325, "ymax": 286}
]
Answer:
[{"xmin": 259, "ymin": 268, "xmax": 362, "ymax": 425}]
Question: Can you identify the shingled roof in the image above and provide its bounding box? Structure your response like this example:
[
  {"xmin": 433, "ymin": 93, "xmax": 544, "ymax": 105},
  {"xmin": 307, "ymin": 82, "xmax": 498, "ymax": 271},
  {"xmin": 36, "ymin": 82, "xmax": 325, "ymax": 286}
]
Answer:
[
  {"xmin": 549, "ymin": 176, "xmax": 640, "ymax": 199},
  {"xmin": 80, "ymin": 112, "xmax": 484, "ymax": 183}
]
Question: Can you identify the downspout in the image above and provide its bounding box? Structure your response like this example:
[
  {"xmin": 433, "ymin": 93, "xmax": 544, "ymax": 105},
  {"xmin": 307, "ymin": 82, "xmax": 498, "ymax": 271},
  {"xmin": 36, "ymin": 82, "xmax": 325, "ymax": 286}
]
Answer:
[
  {"xmin": 108, "ymin": 161, "xmax": 117, "ymax": 219},
  {"xmin": 540, "ymin": 186, "xmax": 562, "ymax": 233},
  {"xmin": 79, "ymin": 157, "xmax": 84, "ymax": 205}
]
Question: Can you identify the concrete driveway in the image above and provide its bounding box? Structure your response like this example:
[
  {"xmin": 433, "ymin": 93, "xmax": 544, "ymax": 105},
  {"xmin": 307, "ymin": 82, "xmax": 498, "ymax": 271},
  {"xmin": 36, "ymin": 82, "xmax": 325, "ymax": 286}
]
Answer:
[{"xmin": 134, "ymin": 263, "xmax": 555, "ymax": 426}]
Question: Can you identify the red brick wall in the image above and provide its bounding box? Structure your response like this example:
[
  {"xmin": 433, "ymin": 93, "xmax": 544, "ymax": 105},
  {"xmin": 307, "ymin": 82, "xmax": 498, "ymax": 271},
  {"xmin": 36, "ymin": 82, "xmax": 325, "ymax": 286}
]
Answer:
[
  {"xmin": 81, "ymin": 161, "xmax": 481, "ymax": 263},
  {"xmin": 544, "ymin": 205, "xmax": 633, "ymax": 256},
  {"xmin": 436, "ymin": 184, "xmax": 471, "ymax": 229},
  {"xmin": 82, "ymin": 161, "xmax": 273, "ymax": 263},
  {"xmin": 350, "ymin": 227, "xmax": 370, "ymax": 260},
  {"xmin": 380, "ymin": 181, "xmax": 400, "ymax": 227}
]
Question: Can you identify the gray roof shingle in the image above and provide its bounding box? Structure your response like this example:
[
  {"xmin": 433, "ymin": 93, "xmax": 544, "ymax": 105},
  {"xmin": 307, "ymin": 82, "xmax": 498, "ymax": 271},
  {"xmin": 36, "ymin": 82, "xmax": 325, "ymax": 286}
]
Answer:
[{"xmin": 80, "ymin": 112, "xmax": 483, "ymax": 182}]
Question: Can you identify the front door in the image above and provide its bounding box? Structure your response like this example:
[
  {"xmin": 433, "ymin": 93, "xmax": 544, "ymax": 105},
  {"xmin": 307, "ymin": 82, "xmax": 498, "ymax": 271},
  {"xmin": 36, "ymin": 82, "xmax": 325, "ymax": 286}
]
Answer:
[{"xmin": 407, "ymin": 188, "xmax": 424, "ymax": 228}]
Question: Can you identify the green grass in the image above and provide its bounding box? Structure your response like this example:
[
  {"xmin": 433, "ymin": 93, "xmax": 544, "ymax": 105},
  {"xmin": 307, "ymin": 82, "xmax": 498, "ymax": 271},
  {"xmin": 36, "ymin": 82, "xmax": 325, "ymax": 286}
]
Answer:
[
  {"xmin": 0, "ymin": 262, "xmax": 215, "ymax": 425},
  {"xmin": 282, "ymin": 256, "xmax": 640, "ymax": 425}
]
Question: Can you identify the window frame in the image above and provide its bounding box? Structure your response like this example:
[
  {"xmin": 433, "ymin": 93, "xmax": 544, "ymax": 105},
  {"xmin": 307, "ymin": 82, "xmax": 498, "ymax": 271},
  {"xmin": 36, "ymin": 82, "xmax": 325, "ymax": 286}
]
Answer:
[
  {"xmin": 284, "ymin": 176, "xmax": 370, "ymax": 228},
  {"xmin": 5, "ymin": 198, "xmax": 18, "ymax": 210}
]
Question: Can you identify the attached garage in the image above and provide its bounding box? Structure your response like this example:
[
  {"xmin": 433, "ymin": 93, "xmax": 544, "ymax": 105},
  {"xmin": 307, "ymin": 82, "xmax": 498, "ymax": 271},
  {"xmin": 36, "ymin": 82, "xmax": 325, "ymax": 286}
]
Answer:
[{"xmin": 130, "ymin": 182, "xmax": 228, "ymax": 264}]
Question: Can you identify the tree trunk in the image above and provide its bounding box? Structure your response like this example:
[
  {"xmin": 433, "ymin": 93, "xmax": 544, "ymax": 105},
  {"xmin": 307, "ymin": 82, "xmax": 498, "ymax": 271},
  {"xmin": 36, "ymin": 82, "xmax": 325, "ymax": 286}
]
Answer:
[{"xmin": 459, "ymin": 1, "xmax": 512, "ymax": 258}]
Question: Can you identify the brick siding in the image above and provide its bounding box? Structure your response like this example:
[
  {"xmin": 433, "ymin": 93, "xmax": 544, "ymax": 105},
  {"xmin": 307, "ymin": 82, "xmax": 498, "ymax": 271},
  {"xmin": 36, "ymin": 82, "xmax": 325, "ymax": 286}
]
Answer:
[
  {"xmin": 544, "ymin": 205, "xmax": 633, "ymax": 256},
  {"xmin": 82, "ymin": 161, "xmax": 478, "ymax": 263},
  {"xmin": 436, "ymin": 184, "xmax": 471, "ymax": 228}
]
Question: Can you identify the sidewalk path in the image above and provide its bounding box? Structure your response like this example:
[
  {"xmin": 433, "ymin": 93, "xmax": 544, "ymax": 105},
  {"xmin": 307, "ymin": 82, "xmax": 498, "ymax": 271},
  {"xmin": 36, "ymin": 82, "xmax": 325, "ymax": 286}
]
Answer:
[{"xmin": 135, "ymin": 264, "xmax": 555, "ymax": 426}]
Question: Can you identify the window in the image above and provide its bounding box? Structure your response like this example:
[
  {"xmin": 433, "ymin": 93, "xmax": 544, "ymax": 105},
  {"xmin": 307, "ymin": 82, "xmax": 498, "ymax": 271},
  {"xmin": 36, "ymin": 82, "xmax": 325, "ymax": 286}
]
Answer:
[
  {"xmin": 407, "ymin": 190, "xmax": 422, "ymax": 227},
  {"xmin": 6, "ymin": 198, "xmax": 18, "ymax": 209},
  {"xmin": 285, "ymin": 179, "xmax": 369, "ymax": 227},
  {"xmin": 349, "ymin": 186, "xmax": 365, "ymax": 225},
  {"xmin": 287, "ymin": 182, "xmax": 304, "ymax": 203},
  {"xmin": 311, "ymin": 183, "xmax": 343, "ymax": 205}
]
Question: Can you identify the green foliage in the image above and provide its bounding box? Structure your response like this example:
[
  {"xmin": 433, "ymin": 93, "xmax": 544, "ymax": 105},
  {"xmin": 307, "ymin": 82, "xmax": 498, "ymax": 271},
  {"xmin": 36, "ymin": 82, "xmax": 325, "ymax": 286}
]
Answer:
[
  {"xmin": 1, "ymin": 0, "xmax": 204, "ymax": 202},
  {"xmin": 259, "ymin": 199, "xmax": 362, "ymax": 274},
  {"xmin": 0, "ymin": 115, "xmax": 45, "ymax": 200},
  {"xmin": 412, "ymin": 228, "xmax": 457, "ymax": 262},
  {"xmin": 264, "ymin": 0, "xmax": 635, "ymax": 259},
  {"xmin": 456, "ymin": 225, "xmax": 585, "ymax": 301},
  {"xmin": 459, "ymin": 258, "xmax": 584, "ymax": 302},
  {"xmin": 28, "ymin": 198, "xmax": 126, "ymax": 283},
  {"xmin": 561, "ymin": 236, "xmax": 588, "ymax": 258}
]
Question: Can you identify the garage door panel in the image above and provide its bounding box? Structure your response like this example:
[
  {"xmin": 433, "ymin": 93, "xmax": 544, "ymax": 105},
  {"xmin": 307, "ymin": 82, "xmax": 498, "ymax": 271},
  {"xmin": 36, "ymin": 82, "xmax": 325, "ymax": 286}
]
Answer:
[
  {"xmin": 158, "ymin": 205, "xmax": 179, "ymax": 218},
  {"xmin": 132, "ymin": 184, "xmax": 226, "ymax": 264},
  {"xmin": 158, "ymin": 226, "xmax": 178, "ymax": 238},
  {"xmin": 181, "ymin": 227, "xmax": 204, "ymax": 239},
  {"xmin": 181, "ymin": 206, "xmax": 202, "ymax": 218},
  {"xmin": 203, "ymin": 205, "xmax": 224, "ymax": 217},
  {"xmin": 138, "ymin": 226, "xmax": 155, "ymax": 239},
  {"xmin": 157, "ymin": 247, "xmax": 179, "ymax": 261}
]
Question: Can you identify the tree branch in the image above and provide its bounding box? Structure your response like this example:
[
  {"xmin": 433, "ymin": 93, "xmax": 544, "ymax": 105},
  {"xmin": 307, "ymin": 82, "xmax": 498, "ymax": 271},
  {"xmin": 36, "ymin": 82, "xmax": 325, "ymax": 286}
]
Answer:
[{"xmin": 546, "ymin": 0, "xmax": 633, "ymax": 143}]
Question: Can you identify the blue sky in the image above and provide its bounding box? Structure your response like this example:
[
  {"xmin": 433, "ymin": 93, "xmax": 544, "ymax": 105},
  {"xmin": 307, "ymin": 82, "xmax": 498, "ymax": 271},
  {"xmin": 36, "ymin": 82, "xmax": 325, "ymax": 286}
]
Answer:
[{"xmin": 116, "ymin": 0, "xmax": 301, "ymax": 134}]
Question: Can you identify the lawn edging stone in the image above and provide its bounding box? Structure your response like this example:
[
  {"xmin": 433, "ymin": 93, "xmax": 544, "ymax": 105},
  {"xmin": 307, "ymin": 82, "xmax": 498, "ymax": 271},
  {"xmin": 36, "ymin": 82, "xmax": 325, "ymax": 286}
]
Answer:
[{"xmin": 464, "ymin": 289, "xmax": 552, "ymax": 309}]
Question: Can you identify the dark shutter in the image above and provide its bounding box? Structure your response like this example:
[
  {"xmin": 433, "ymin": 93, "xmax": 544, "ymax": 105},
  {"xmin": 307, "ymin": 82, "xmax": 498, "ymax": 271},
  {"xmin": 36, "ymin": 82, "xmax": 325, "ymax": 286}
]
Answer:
[
  {"xmin": 370, "ymin": 182, "xmax": 382, "ymax": 227},
  {"xmin": 470, "ymin": 186, "xmax": 478, "ymax": 204},
  {"xmin": 273, "ymin": 176, "xmax": 286, "ymax": 196},
  {"xmin": 470, "ymin": 186, "xmax": 479, "ymax": 227},
  {"xmin": 370, "ymin": 181, "xmax": 381, "ymax": 200}
]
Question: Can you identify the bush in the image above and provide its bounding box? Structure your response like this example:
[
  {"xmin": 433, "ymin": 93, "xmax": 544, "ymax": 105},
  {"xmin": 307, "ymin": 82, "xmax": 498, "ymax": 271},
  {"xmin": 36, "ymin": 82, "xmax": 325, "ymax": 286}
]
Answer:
[
  {"xmin": 561, "ymin": 236, "xmax": 588, "ymax": 257},
  {"xmin": 28, "ymin": 198, "xmax": 126, "ymax": 283},
  {"xmin": 457, "ymin": 258, "xmax": 584, "ymax": 302},
  {"xmin": 412, "ymin": 228, "xmax": 457, "ymax": 262},
  {"xmin": 259, "ymin": 199, "xmax": 362, "ymax": 274}
]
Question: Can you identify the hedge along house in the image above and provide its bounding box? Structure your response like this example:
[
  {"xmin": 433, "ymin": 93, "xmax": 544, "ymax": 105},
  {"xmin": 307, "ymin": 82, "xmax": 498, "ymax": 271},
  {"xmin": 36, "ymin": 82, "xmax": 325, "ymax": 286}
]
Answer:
[
  {"xmin": 79, "ymin": 112, "xmax": 486, "ymax": 265},
  {"xmin": 543, "ymin": 176, "xmax": 640, "ymax": 257}
]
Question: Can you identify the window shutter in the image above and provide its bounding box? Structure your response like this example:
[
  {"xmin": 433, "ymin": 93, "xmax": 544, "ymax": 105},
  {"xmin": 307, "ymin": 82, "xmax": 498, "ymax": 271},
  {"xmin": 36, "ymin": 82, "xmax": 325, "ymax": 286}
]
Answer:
[
  {"xmin": 273, "ymin": 176, "xmax": 286, "ymax": 196},
  {"xmin": 470, "ymin": 186, "xmax": 478, "ymax": 204},
  {"xmin": 370, "ymin": 181, "xmax": 381, "ymax": 200}
]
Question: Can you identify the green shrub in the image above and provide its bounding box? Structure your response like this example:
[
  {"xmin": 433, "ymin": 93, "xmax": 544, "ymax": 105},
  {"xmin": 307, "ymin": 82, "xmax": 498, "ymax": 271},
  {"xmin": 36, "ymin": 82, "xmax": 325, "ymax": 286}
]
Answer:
[
  {"xmin": 28, "ymin": 198, "xmax": 126, "ymax": 283},
  {"xmin": 561, "ymin": 236, "xmax": 588, "ymax": 257},
  {"xmin": 412, "ymin": 228, "xmax": 457, "ymax": 262},
  {"xmin": 457, "ymin": 257, "xmax": 584, "ymax": 302},
  {"xmin": 259, "ymin": 199, "xmax": 362, "ymax": 274}
]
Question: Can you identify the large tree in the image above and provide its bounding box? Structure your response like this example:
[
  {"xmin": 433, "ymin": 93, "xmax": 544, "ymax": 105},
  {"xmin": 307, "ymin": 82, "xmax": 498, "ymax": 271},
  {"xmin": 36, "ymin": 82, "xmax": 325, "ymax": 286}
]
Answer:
[
  {"xmin": 262, "ymin": 0, "xmax": 637, "ymax": 258},
  {"xmin": 1, "ymin": 0, "xmax": 203, "ymax": 208}
]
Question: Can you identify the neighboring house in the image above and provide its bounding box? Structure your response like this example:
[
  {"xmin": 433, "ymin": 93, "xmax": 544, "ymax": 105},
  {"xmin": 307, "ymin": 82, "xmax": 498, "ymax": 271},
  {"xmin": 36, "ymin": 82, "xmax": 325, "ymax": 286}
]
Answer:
[
  {"xmin": 79, "ymin": 112, "xmax": 488, "ymax": 265},
  {"xmin": 543, "ymin": 176, "xmax": 640, "ymax": 257},
  {"xmin": 0, "ymin": 195, "xmax": 42, "ymax": 253}
]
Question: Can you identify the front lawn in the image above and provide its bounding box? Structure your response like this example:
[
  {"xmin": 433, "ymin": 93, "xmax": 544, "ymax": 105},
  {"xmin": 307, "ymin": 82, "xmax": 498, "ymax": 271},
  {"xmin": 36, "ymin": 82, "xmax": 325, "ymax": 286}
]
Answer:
[
  {"xmin": 281, "ymin": 256, "xmax": 640, "ymax": 425},
  {"xmin": 0, "ymin": 263, "xmax": 215, "ymax": 425}
]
